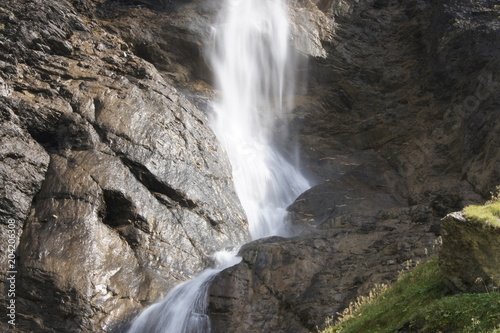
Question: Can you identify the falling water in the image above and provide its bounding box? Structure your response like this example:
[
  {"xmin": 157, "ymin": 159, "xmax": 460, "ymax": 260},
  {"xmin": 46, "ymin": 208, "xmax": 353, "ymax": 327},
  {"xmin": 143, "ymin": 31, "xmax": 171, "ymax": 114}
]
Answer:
[
  {"xmin": 126, "ymin": 250, "xmax": 241, "ymax": 333},
  {"xmin": 127, "ymin": 0, "xmax": 309, "ymax": 331},
  {"xmin": 210, "ymin": 0, "xmax": 310, "ymax": 239}
]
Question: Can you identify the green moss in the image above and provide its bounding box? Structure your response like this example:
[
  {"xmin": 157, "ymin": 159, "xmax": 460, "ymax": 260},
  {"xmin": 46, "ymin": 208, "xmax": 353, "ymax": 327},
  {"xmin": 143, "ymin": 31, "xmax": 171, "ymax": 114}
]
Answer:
[
  {"xmin": 463, "ymin": 201, "xmax": 500, "ymax": 228},
  {"xmin": 321, "ymin": 258, "xmax": 500, "ymax": 333}
]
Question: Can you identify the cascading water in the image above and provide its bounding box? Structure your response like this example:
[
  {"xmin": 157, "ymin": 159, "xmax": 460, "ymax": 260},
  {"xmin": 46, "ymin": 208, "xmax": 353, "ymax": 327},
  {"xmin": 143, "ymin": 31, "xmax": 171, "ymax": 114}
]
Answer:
[
  {"xmin": 127, "ymin": 0, "xmax": 309, "ymax": 331},
  {"xmin": 210, "ymin": 0, "xmax": 310, "ymax": 239},
  {"xmin": 126, "ymin": 250, "xmax": 241, "ymax": 333}
]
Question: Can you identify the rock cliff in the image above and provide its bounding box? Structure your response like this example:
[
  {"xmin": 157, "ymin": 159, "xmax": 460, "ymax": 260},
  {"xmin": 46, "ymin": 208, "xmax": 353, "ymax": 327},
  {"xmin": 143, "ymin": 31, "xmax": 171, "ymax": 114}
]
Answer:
[
  {"xmin": 0, "ymin": 0, "xmax": 499, "ymax": 332},
  {"xmin": 0, "ymin": 0, "xmax": 248, "ymax": 331}
]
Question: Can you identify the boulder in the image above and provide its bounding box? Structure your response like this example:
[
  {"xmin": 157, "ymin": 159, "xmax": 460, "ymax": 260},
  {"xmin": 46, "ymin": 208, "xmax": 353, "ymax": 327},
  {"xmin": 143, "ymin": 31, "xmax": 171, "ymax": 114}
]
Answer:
[{"xmin": 439, "ymin": 211, "xmax": 500, "ymax": 293}]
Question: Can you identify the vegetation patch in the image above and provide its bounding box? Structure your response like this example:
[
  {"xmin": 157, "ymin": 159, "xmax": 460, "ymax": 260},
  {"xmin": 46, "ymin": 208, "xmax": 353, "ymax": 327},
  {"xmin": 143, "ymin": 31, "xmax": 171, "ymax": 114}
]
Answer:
[
  {"xmin": 463, "ymin": 186, "xmax": 500, "ymax": 228},
  {"xmin": 320, "ymin": 257, "xmax": 500, "ymax": 333},
  {"xmin": 463, "ymin": 202, "xmax": 500, "ymax": 228}
]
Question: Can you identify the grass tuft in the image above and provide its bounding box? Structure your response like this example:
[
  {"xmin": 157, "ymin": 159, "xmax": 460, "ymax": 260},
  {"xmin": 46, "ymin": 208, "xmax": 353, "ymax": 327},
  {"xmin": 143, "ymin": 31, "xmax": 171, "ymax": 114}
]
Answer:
[{"xmin": 463, "ymin": 186, "xmax": 500, "ymax": 228}]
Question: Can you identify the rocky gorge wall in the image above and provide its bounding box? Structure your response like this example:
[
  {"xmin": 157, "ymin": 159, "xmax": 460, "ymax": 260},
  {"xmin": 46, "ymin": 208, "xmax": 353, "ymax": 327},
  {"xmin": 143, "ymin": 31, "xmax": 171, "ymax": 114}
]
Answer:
[
  {"xmin": 0, "ymin": 0, "xmax": 499, "ymax": 332},
  {"xmin": 0, "ymin": 0, "xmax": 249, "ymax": 331}
]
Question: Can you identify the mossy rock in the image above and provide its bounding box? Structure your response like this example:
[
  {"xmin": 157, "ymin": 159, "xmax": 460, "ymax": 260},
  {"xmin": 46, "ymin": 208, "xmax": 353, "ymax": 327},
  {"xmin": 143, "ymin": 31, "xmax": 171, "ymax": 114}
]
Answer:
[{"xmin": 439, "ymin": 212, "xmax": 500, "ymax": 293}]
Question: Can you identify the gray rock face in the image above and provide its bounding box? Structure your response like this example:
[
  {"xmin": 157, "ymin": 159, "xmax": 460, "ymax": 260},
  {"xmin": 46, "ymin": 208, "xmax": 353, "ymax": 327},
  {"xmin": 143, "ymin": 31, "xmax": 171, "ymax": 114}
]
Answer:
[
  {"xmin": 209, "ymin": 185, "xmax": 438, "ymax": 332},
  {"xmin": 439, "ymin": 212, "xmax": 500, "ymax": 293},
  {"xmin": 210, "ymin": 208, "xmax": 436, "ymax": 332},
  {"xmin": 0, "ymin": 99, "xmax": 50, "ymax": 331},
  {"xmin": 0, "ymin": 0, "xmax": 248, "ymax": 331},
  {"xmin": 297, "ymin": 0, "xmax": 500, "ymax": 201}
]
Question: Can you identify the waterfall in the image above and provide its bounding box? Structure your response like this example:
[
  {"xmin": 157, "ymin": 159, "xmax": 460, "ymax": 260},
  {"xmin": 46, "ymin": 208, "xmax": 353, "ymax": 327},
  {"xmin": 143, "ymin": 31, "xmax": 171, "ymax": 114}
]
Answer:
[
  {"xmin": 127, "ymin": 0, "xmax": 309, "ymax": 331},
  {"xmin": 210, "ymin": 0, "xmax": 310, "ymax": 239}
]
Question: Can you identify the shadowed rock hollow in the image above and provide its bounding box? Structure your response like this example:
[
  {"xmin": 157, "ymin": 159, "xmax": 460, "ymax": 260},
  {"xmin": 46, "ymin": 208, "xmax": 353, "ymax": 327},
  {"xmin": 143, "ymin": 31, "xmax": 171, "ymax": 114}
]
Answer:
[{"xmin": 0, "ymin": 0, "xmax": 499, "ymax": 332}]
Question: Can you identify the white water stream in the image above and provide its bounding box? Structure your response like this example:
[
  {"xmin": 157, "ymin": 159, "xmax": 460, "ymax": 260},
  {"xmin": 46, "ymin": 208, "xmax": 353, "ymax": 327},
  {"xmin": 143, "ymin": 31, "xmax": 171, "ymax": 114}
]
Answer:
[
  {"xmin": 127, "ymin": 0, "xmax": 309, "ymax": 331},
  {"xmin": 211, "ymin": 0, "xmax": 310, "ymax": 239},
  {"xmin": 126, "ymin": 250, "xmax": 241, "ymax": 333}
]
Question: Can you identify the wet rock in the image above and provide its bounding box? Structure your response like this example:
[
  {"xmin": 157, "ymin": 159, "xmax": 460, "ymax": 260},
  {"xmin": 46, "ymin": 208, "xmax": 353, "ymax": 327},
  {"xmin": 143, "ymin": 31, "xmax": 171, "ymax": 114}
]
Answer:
[
  {"xmin": 209, "ymin": 207, "xmax": 437, "ymax": 332},
  {"xmin": 0, "ymin": 0, "xmax": 248, "ymax": 331},
  {"xmin": 0, "ymin": 99, "xmax": 50, "ymax": 319},
  {"xmin": 439, "ymin": 212, "xmax": 500, "ymax": 293},
  {"xmin": 97, "ymin": 0, "xmax": 217, "ymax": 89},
  {"xmin": 288, "ymin": 0, "xmax": 335, "ymax": 58}
]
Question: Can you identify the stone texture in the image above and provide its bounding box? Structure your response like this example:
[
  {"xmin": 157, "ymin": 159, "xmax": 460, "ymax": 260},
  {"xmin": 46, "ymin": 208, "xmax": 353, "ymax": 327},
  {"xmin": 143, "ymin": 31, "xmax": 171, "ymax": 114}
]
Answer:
[
  {"xmin": 0, "ymin": 100, "xmax": 50, "ymax": 332},
  {"xmin": 210, "ymin": 206, "xmax": 437, "ymax": 332},
  {"xmin": 296, "ymin": 0, "xmax": 500, "ymax": 203},
  {"xmin": 0, "ymin": 0, "xmax": 248, "ymax": 331},
  {"xmin": 439, "ymin": 212, "xmax": 500, "ymax": 293},
  {"xmin": 209, "ymin": 0, "xmax": 500, "ymax": 331},
  {"xmin": 209, "ymin": 162, "xmax": 439, "ymax": 332}
]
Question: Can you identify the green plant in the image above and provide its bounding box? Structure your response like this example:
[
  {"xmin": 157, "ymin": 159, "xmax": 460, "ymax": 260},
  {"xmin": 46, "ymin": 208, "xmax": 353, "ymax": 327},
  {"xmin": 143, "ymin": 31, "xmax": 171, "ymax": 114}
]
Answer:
[
  {"xmin": 335, "ymin": 283, "xmax": 388, "ymax": 325},
  {"xmin": 319, "ymin": 257, "xmax": 500, "ymax": 333}
]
